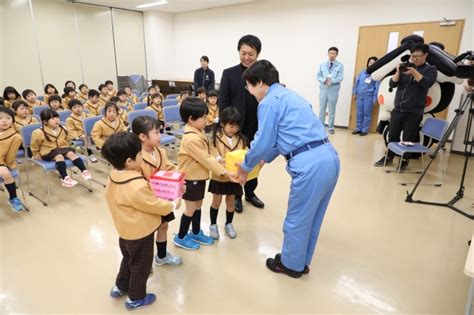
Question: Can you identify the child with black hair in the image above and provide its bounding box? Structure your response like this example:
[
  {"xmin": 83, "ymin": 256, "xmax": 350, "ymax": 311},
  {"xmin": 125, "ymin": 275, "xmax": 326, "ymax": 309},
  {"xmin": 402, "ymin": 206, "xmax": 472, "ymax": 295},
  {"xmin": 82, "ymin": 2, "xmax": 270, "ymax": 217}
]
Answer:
[
  {"xmin": 196, "ymin": 87, "xmax": 207, "ymax": 102},
  {"xmin": 0, "ymin": 97, "xmax": 4, "ymax": 107},
  {"xmin": 110, "ymin": 96, "xmax": 129, "ymax": 126},
  {"xmin": 62, "ymin": 87, "xmax": 76, "ymax": 109},
  {"xmin": 91, "ymin": 102, "xmax": 127, "ymax": 150},
  {"xmin": 44, "ymin": 83, "xmax": 59, "ymax": 104},
  {"xmin": 22, "ymin": 89, "xmax": 45, "ymax": 111},
  {"xmin": 85, "ymin": 89, "xmax": 101, "ymax": 116},
  {"xmin": 31, "ymin": 109, "xmax": 92, "ymax": 187},
  {"xmin": 131, "ymin": 116, "xmax": 182, "ymax": 266},
  {"xmin": 124, "ymin": 86, "xmax": 138, "ymax": 105},
  {"xmin": 64, "ymin": 80, "xmax": 76, "ymax": 91},
  {"xmin": 145, "ymin": 93, "xmax": 164, "ymax": 130},
  {"xmin": 205, "ymin": 90, "xmax": 219, "ymax": 133},
  {"xmin": 173, "ymin": 97, "xmax": 236, "ymax": 250},
  {"xmin": 116, "ymin": 89, "xmax": 133, "ymax": 111},
  {"xmin": 208, "ymin": 107, "xmax": 247, "ymax": 240},
  {"xmin": 142, "ymin": 86, "xmax": 156, "ymax": 104},
  {"xmin": 98, "ymin": 84, "xmax": 110, "ymax": 107},
  {"xmin": 177, "ymin": 89, "xmax": 191, "ymax": 106},
  {"xmin": 2, "ymin": 87, "xmax": 21, "ymax": 109},
  {"xmin": 103, "ymin": 131, "xmax": 180, "ymax": 310},
  {"xmin": 65, "ymin": 99, "xmax": 98, "ymax": 163},
  {"xmin": 48, "ymin": 95, "xmax": 64, "ymax": 112},
  {"xmin": 12, "ymin": 100, "xmax": 38, "ymax": 133},
  {"xmin": 105, "ymin": 80, "xmax": 117, "ymax": 97},
  {"xmin": 0, "ymin": 107, "xmax": 25, "ymax": 212},
  {"xmin": 77, "ymin": 84, "xmax": 89, "ymax": 104}
]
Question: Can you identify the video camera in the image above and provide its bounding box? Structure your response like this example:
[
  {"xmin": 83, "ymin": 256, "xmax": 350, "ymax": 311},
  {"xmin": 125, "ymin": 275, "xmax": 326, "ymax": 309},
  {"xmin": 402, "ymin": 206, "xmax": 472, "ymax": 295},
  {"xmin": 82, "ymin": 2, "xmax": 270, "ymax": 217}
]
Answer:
[
  {"xmin": 399, "ymin": 55, "xmax": 416, "ymax": 72},
  {"xmin": 454, "ymin": 51, "xmax": 474, "ymax": 79}
]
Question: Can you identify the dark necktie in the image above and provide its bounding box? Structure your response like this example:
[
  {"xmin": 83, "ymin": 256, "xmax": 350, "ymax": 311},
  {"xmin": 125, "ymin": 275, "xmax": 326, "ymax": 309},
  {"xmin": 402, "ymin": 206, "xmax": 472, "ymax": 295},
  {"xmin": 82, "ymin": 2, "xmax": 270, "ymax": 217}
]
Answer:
[{"xmin": 329, "ymin": 62, "xmax": 333, "ymax": 71}]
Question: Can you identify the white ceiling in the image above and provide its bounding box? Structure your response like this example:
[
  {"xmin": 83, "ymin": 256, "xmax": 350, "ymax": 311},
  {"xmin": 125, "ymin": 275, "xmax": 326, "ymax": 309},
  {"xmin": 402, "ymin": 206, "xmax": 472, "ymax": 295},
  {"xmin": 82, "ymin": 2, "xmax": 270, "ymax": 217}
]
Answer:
[{"xmin": 72, "ymin": 0, "xmax": 256, "ymax": 13}]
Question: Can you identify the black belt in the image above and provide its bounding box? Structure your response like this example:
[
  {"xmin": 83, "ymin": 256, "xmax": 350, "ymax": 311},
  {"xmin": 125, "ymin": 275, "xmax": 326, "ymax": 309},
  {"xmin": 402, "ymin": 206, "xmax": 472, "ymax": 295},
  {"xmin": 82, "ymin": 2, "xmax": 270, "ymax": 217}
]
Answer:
[{"xmin": 284, "ymin": 138, "xmax": 329, "ymax": 161}]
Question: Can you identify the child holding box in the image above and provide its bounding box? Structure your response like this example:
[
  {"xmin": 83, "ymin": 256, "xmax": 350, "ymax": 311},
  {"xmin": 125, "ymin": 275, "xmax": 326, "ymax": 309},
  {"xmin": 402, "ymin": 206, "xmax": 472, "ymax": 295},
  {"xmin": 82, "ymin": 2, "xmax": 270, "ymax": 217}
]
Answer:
[
  {"xmin": 131, "ymin": 116, "xmax": 182, "ymax": 266},
  {"xmin": 174, "ymin": 97, "xmax": 236, "ymax": 250},
  {"xmin": 208, "ymin": 107, "xmax": 247, "ymax": 240},
  {"xmin": 102, "ymin": 132, "xmax": 181, "ymax": 310}
]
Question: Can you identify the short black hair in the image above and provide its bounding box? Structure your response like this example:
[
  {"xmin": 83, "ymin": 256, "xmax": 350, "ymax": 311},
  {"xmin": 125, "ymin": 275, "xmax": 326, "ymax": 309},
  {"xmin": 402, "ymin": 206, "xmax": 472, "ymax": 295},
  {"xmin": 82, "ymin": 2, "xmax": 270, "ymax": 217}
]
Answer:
[
  {"xmin": 180, "ymin": 97, "xmax": 208, "ymax": 123},
  {"xmin": 48, "ymin": 94, "xmax": 61, "ymax": 104},
  {"xmin": 207, "ymin": 90, "xmax": 218, "ymax": 98},
  {"xmin": 237, "ymin": 34, "xmax": 262, "ymax": 54},
  {"xmin": 44, "ymin": 83, "xmax": 58, "ymax": 94},
  {"xmin": 328, "ymin": 46, "xmax": 339, "ymax": 53},
  {"xmin": 63, "ymin": 86, "xmax": 75, "ymax": 97},
  {"xmin": 3, "ymin": 86, "xmax": 21, "ymax": 100},
  {"xmin": 242, "ymin": 59, "xmax": 280, "ymax": 86},
  {"xmin": 366, "ymin": 56, "xmax": 378, "ymax": 68},
  {"xmin": 40, "ymin": 108, "xmax": 60, "ymax": 123},
  {"xmin": 105, "ymin": 80, "xmax": 113, "ymax": 86},
  {"xmin": 68, "ymin": 99, "xmax": 83, "ymax": 110},
  {"xmin": 105, "ymin": 102, "xmax": 119, "ymax": 114},
  {"xmin": 0, "ymin": 106, "xmax": 15, "ymax": 121},
  {"xmin": 12, "ymin": 100, "xmax": 29, "ymax": 111},
  {"xmin": 200, "ymin": 55, "xmax": 209, "ymax": 63},
  {"xmin": 98, "ymin": 84, "xmax": 107, "ymax": 91},
  {"xmin": 88, "ymin": 89, "xmax": 99, "ymax": 98},
  {"xmin": 132, "ymin": 116, "xmax": 161, "ymax": 137},
  {"xmin": 196, "ymin": 87, "xmax": 206, "ymax": 95},
  {"xmin": 117, "ymin": 89, "xmax": 126, "ymax": 97},
  {"xmin": 22, "ymin": 89, "xmax": 36, "ymax": 99},
  {"xmin": 0, "ymin": 97, "xmax": 4, "ymax": 106},
  {"xmin": 411, "ymin": 43, "xmax": 430, "ymax": 54},
  {"xmin": 180, "ymin": 89, "xmax": 191, "ymax": 96},
  {"xmin": 147, "ymin": 85, "xmax": 155, "ymax": 92},
  {"xmin": 101, "ymin": 132, "xmax": 142, "ymax": 170},
  {"xmin": 65, "ymin": 80, "xmax": 76, "ymax": 88},
  {"xmin": 110, "ymin": 96, "xmax": 119, "ymax": 103},
  {"xmin": 79, "ymin": 84, "xmax": 88, "ymax": 91}
]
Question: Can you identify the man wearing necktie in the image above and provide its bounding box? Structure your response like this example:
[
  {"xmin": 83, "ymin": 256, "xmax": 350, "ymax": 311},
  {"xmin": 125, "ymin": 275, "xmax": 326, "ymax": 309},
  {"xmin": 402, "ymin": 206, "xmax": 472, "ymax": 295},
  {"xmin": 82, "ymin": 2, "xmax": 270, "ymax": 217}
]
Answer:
[{"xmin": 317, "ymin": 47, "xmax": 344, "ymax": 134}]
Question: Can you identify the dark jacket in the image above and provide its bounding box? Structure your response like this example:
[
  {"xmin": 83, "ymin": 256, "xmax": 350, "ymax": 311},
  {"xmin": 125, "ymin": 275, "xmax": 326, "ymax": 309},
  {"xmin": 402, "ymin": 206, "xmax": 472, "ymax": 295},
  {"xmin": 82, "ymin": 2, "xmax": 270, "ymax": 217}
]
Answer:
[
  {"xmin": 219, "ymin": 64, "xmax": 259, "ymax": 140},
  {"xmin": 389, "ymin": 63, "xmax": 437, "ymax": 115},
  {"xmin": 193, "ymin": 67, "xmax": 215, "ymax": 92}
]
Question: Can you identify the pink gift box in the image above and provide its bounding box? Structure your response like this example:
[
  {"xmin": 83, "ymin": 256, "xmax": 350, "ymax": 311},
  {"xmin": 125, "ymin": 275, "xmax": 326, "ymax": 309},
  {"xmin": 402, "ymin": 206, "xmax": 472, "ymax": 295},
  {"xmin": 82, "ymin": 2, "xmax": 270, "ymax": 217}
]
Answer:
[{"xmin": 150, "ymin": 171, "xmax": 185, "ymax": 201}]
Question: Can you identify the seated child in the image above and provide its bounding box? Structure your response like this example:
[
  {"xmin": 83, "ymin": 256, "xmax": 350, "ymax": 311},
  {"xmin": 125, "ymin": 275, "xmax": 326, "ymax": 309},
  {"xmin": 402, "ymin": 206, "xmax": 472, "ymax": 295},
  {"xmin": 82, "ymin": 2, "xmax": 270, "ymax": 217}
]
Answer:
[
  {"xmin": 116, "ymin": 89, "xmax": 133, "ymax": 111},
  {"xmin": 105, "ymin": 80, "xmax": 117, "ymax": 97},
  {"xmin": 44, "ymin": 83, "xmax": 59, "ymax": 104},
  {"xmin": 85, "ymin": 89, "xmax": 102, "ymax": 116},
  {"xmin": 0, "ymin": 107, "xmax": 25, "ymax": 211},
  {"xmin": 65, "ymin": 99, "xmax": 98, "ymax": 163},
  {"xmin": 177, "ymin": 89, "xmax": 191, "ymax": 106},
  {"xmin": 196, "ymin": 87, "xmax": 207, "ymax": 102},
  {"xmin": 77, "ymin": 84, "xmax": 89, "ymax": 104},
  {"xmin": 174, "ymin": 97, "xmax": 236, "ymax": 250},
  {"xmin": 91, "ymin": 102, "xmax": 127, "ymax": 150},
  {"xmin": 110, "ymin": 96, "xmax": 129, "ymax": 127},
  {"xmin": 31, "ymin": 109, "xmax": 92, "ymax": 187},
  {"xmin": 48, "ymin": 95, "xmax": 64, "ymax": 112},
  {"xmin": 124, "ymin": 86, "xmax": 138, "ymax": 105},
  {"xmin": 102, "ymin": 131, "xmax": 180, "ymax": 310},
  {"xmin": 205, "ymin": 90, "xmax": 219, "ymax": 133},
  {"xmin": 3, "ymin": 86, "xmax": 21, "ymax": 109},
  {"xmin": 62, "ymin": 87, "xmax": 76, "ymax": 109},
  {"xmin": 12, "ymin": 100, "xmax": 39, "ymax": 133},
  {"xmin": 98, "ymin": 84, "xmax": 111, "ymax": 108},
  {"xmin": 22, "ymin": 89, "xmax": 45, "ymax": 112},
  {"xmin": 145, "ymin": 93, "xmax": 164, "ymax": 130}
]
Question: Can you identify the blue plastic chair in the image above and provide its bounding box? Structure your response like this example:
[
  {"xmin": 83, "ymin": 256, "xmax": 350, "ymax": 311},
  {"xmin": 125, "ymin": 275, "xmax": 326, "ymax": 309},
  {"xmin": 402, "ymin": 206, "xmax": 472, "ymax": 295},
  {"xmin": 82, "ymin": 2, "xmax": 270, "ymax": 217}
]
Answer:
[
  {"xmin": 37, "ymin": 96, "xmax": 45, "ymax": 102},
  {"xmin": 141, "ymin": 91, "xmax": 149, "ymax": 97},
  {"xmin": 20, "ymin": 123, "xmax": 92, "ymax": 206},
  {"xmin": 166, "ymin": 94, "xmax": 179, "ymax": 100},
  {"xmin": 384, "ymin": 117, "xmax": 449, "ymax": 184},
  {"xmin": 128, "ymin": 110, "xmax": 177, "ymax": 147},
  {"xmin": 33, "ymin": 105, "xmax": 50, "ymax": 117},
  {"xmin": 133, "ymin": 102, "xmax": 147, "ymax": 111},
  {"xmin": 163, "ymin": 105, "xmax": 184, "ymax": 137},
  {"xmin": 58, "ymin": 110, "xmax": 71, "ymax": 122},
  {"xmin": 132, "ymin": 89, "xmax": 140, "ymax": 96},
  {"xmin": 0, "ymin": 168, "xmax": 30, "ymax": 212},
  {"xmin": 163, "ymin": 99, "xmax": 178, "ymax": 107}
]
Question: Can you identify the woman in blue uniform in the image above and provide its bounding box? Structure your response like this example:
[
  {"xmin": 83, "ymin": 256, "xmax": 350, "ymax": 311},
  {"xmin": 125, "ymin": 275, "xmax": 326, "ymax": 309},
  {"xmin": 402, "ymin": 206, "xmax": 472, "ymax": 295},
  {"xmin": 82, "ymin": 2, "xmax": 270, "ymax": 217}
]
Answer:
[
  {"xmin": 352, "ymin": 56, "xmax": 380, "ymax": 136},
  {"xmin": 237, "ymin": 60, "xmax": 340, "ymax": 278}
]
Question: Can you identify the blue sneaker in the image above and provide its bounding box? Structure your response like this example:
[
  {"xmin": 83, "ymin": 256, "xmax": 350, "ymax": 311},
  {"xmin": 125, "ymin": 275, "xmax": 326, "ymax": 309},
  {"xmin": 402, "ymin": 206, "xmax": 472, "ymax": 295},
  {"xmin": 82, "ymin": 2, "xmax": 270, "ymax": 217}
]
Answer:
[
  {"xmin": 8, "ymin": 198, "xmax": 24, "ymax": 212},
  {"xmin": 188, "ymin": 230, "xmax": 214, "ymax": 245},
  {"xmin": 125, "ymin": 293, "xmax": 156, "ymax": 310},
  {"xmin": 173, "ymin": 233, "xmax": 200, "ymax": 250},
  {"xmin": 110, "ymin": 285, "xmax": 127, "ymax": 298}
]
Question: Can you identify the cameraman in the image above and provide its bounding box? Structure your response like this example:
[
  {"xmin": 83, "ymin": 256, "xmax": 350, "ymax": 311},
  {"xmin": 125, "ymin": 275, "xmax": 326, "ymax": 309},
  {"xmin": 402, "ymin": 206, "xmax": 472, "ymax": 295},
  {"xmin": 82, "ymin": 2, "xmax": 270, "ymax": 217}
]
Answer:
[{"xmin": 374, "ymin": 43, "xmax": 437, "ymax": 170}]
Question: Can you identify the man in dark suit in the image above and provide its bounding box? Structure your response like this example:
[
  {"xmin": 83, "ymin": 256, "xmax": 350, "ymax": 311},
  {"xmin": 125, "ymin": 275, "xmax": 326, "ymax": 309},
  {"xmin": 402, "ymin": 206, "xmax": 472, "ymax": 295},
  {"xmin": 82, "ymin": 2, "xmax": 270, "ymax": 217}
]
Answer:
[{"xmin": 219, "ymin": 34, "xmax": 265, "ymax": 212}]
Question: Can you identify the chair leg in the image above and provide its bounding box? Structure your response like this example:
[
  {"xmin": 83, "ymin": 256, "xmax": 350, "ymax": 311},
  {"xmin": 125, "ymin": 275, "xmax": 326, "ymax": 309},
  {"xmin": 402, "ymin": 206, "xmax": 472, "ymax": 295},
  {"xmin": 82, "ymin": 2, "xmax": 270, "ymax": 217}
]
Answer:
[
  {"xmin": 27, "ymin": 169, "xmax": 49, "ymax": 207},
  {"xmin": 16, "ymin": 173, "xmax": 30, "ymax": 212},
  {"xmin": 70, "ymin": 169, "xmax": 93, "ymax": 193}
]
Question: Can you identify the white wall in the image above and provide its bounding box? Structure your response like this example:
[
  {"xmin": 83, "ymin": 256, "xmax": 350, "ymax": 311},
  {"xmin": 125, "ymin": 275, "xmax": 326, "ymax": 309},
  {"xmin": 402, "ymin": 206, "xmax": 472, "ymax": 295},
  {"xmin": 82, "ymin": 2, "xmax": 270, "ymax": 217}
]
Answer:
[
  {"xmin": 171, "ymin": 0, "xmax": 473, "ymax": 127},
  {"xmin": 143, "ymin": 11, "xmax": 176, "ymax": 80}
]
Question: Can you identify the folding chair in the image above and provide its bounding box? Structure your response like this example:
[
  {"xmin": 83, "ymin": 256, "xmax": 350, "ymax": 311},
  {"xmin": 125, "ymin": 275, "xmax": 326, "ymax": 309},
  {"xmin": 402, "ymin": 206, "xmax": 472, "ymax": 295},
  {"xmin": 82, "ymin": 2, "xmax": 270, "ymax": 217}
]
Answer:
[
  {"xmin": 20, "ymin": 124, "xmax": 92, "ymax": 206},
  {"xmin": 166, "ymin": 94, "xmax": 179, "ymax": 100},
  {"xmin": 384, "ymin": 117, "xmax": 449, "ymax": 185},
  {"xmin": 163, "ymin": 99, "xmax": 178, "ymax": 107},
  {"xmin": 0, "ymin": 169, "xmax": 30, "ymax": 212},
  {"xmin": 33, "ymin": 105, "xmax": 49, "ymax": 117},
  {"xmin": 58, "ymin": 110, "xmax": 71, "ymax": 122},
  {"xmin": 163, "ymin": 105, "xmax": 184, "ymax": 137},
  {"xmin": 37, "ymin": 96, "xmax": 45, "ymax": 102},
  {"xmin": 128, "ymin": 110, "xmax": 177, "ymax": 147},
  {"xmin": 32, "ymin": 114, "xmax": 41, "ymax": 122},
  {"xmin": 133, "ymin": 102, "xmax": 147, "ymax": 111}
]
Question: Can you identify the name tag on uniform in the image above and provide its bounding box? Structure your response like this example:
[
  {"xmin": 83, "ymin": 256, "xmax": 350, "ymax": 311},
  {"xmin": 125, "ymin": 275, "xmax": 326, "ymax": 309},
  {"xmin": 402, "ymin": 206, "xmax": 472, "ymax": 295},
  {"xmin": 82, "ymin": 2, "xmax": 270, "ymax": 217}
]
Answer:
[
  {"xmin": 364, "ymin": 77, "xmax": 372, "ymax": 84},
  {"xmin": 327, "ymin": 73, "xmax": 333, "ymax": 78}
]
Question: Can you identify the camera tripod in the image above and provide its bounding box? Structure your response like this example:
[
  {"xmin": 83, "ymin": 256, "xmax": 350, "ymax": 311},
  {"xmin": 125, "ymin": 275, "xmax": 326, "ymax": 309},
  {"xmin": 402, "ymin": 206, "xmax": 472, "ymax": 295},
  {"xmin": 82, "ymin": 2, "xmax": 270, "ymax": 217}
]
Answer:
[{"xmin": 405, "ymin": 92, "xmax": 473, "ymax": 220}]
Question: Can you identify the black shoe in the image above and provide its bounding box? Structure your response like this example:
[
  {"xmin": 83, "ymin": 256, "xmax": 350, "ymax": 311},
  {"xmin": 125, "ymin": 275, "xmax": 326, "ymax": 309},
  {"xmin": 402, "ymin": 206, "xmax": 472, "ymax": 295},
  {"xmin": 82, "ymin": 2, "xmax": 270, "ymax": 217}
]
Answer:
[
  {"xmin": 359, "ymin": 132, "xmax": 368, "ymax": 136},
  {"xmin": 245, "ymin": 195, "xmax": 265, "ymax": 208},
  {"xmin": 275, "ymin": 253, "xmax": 309, "ymax": 274},
  {"xmin": 235, "ymin": 198, "xmax": 243, "ymax": 213},
  {"xmin": 374, "ymin": 156, "xmax": 393, "ymax": 167},
  {"xmin": 266, "ymin": 256, "xmax": 302, "ymax": 278},
  {"xmin": 352, "ymin": 130, "xmax": 360, "ymax": 135},
  {"xmin": 399, "ymin": 160, "xmax": 409, "ymax": 171}
]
